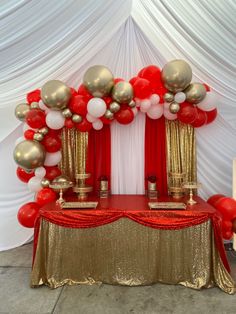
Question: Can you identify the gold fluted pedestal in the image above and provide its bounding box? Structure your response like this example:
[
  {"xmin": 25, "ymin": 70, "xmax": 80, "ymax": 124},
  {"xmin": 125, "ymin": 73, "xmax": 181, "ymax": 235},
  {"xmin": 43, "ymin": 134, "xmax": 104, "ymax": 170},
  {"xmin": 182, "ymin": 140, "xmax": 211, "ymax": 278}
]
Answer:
[
  {"xmin": 73, "ymin": 173, "xmax": 93, "ymax": 200},
  {"xmin": 183, "ymin": 182, "xmax": 201, "ymax": 206},
  {"xmin": 50, "ymin": 175, "xmax": 73, "ymax": 205}
]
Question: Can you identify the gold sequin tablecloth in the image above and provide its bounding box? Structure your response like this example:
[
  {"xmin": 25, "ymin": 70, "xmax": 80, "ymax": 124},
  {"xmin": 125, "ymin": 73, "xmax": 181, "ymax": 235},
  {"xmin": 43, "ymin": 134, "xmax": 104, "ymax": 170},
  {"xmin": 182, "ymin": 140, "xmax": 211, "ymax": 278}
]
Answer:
[{"xmin": 31, "ymin": 196, "xmax": 236, "ymax": 294}]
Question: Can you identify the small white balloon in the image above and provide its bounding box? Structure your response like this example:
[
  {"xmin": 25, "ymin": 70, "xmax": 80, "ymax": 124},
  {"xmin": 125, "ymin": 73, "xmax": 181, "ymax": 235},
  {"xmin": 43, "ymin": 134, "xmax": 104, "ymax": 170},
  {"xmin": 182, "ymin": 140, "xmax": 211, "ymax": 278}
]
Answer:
[
  {"xmin": 39, "ymin": 100, "xmax": 50, "ymax": 112},
  {"xmin": 15, "ymin": 136, "xmax": 25, "ymax": 147},
  {"xmin": 28, "ymin": 176, "xmax": 42, "ymax": 192},
  {"xmin": 147, "ymin": 104, "xmax": 163, "ymax": 119},
  {"xmin": 197, "ymin": 92, "xmax": 217, "ymax": 111},
  {"xmin": 150, "ymin": 94, "xmax": 160, "ymax": 106},
  {"xmin": 34, "ymin": 167, "xmax": 46, "ymax": 178},
  {"xmin": 140, "ymin": 99, "xmax": 151, "ymax": 113},
  {"xmin": 164, "ymin": 102, "xmax": 170, "ymax": 110},
  {"xmin": 132, "ymin": 107, "xmax": 138, "ymax": 117},
  {"xmin": 87, "ymin": 98, "xmax": 106, "ymax": 118},
  {"xmin": 163, "ymin": 109, "xmax": 177, "ymax": 120},
  {"xmin": 174, "ymin": 92, "xmax": 186, "ymax": 103},
  {"xmin": 86, "ymin": 113, "xmax": 97, "ymax": 123},
  {"xmin": 92, "ymin": 119, "xmax": 103, "ymax": 130},
  {"xmin": 46, "ymin": 110, "xmax": 65, "ymax": 130},
  {"xmin": 44, "ymin": 151, "xmax": 62, "ymax": 166}
]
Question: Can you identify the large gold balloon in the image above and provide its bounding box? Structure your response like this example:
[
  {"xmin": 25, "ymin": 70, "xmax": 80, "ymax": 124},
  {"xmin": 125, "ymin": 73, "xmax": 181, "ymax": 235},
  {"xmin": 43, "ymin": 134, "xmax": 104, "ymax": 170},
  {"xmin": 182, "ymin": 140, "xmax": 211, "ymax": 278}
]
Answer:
[
  {"xmin": 184, "ymin": 83, "xmax": 206, "ymax": 104},
  {"xmin": 161, "ymin": 60, "xmax": 192, "ymax": 93},
  {"xmin": 83, "ymin": 65, "xmax": 114, "ymax": 97},
  {"xmin": 169, "ymin": 102, "xmax": 180, "ymax": 114},
  {"xmin": 112, "ymin": 81, "xmax": 133, "ymax": 104},
  {"xmin": 41, "ymin": 80, "xmax": 71, "ymax": 110},
  {"xmin": 15, "ymin": 103, "xmax": 30, "ymax": 121},
  {"xmin": 14, "ymin": 140, "xmax": 46, "ymax": 170}
]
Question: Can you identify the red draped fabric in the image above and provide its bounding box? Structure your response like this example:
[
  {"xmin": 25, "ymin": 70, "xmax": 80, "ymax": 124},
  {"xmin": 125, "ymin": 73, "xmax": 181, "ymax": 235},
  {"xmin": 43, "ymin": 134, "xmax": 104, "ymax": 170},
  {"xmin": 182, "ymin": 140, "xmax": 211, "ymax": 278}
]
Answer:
[
  {"xmin": 86, "ymin": 125, "xmax": 111, "ymax": 193},
  {"xmin": 145, "ymin": 116, "xmax": 168, "ymax": 195}
]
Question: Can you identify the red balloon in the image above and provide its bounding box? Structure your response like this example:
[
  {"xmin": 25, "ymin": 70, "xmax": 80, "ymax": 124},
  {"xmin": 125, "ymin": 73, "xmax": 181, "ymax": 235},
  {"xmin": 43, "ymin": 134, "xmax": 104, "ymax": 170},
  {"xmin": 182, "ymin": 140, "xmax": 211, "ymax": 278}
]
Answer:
[
  {"xmin": 36, "ymin": 188, "xmax": 57, "ymax": 206},
  {"xmin": 203, "ymin": 83, "xmax": 211, "ymax": 92},
  {"xmin": 222, "ymin": 220, "xmax": 233, "ymax": 233},
  {"xmin": 132, "ymin": 78, "xmax": 152, "ymax": 99},
  {"xmin": 45, "ymin": 166, "xmax": 61, "ymax": 181},
  {"xmin": 191, "ymin": 108, "xmax": 207, "ymax": 128},
  {"xmin": 42, "ymin": 134, "xmax": 61, "ymax": 152},
  {"xmin": 47, "ymin": 128, "xmax": 62, "ymax": 136},
  {"xmin": 24, "ymin": 129, "xmax": 35, "ymax": 140},
  {"xmin": 70, "ymin": 87, "xmax": 78, "ymax": 96},
  {"xmin": 102, "ymin": 96, "xmax": 113, "ymax": 107},
  {"xmin": 69, "ymin": 95, "xmax": 88, "ymax": 116},
  {"xmin": 177, "ymin": 102, "xmax": 197, "ymax": 124},
  {"xmin": 138, "ymin": 65, "xmax": 162, "ymax": 90},
  {"xmin": 206, "ymin": 108, "xmax": 217, "ymax": 124},
  {"xmin": 100, "ymin": 116, "xmax": 112, "ymax": 125},
  {"xmin": 75, "ymin": 119, "xmax": 92, "ymax": 132},
  {"xmin": 26, "ymin": 109, "xmax": 46, "ymax": 129},
  {"xmin": 77, "ymin": 84, "xmax": 93, "ymax": 100},
  {"xmin": 17, "ymin": 202, "xmax": 40, "ymax": 228},
  {"xmin": 16, "ymin": 167, "xmax": 34, "ymax": 183},
  {"xmin": 129, "ymin": 76, "xmax": 139, "ymax": 85},
  {"xmin": 115, "ymin": 107, "xmax": 134, "ymax": 125},
  {"xmin": 222, "ymin": 230, "xmax": 233, "ymax": 240},
  {"xmin": 215, "ymin": 197, "xmax": 236, "ymax": 221},
  {"xmin": 27, "ymin": 89, "xmax": 41, "ymax": 104},
  {"xmin": 64, "ymin": 118, "xmax": 75, "ymax": 129},
  {"xmin": 114, "ymin": 78, "xmax": 124, "ymax": 84},
  {"xmin": 207, "ymin": 194, "xmax": 225, "ymax": 207}
]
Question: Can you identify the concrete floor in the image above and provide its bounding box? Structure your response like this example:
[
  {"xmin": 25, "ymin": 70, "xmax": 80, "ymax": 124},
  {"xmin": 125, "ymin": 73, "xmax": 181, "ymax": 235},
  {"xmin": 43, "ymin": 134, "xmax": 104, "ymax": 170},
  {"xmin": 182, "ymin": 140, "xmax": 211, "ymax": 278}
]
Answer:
[{"xmin": 0, "ymin": 244, "xmax": 236, "ymax": 314}]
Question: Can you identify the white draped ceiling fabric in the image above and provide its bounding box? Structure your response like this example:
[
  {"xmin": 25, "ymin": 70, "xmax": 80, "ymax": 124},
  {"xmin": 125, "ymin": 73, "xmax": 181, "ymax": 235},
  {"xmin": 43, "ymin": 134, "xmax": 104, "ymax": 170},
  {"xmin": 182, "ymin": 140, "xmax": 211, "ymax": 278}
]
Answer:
[{"xmin": 0, "ymin": 0, "xmax": 235, "ymax": 250}]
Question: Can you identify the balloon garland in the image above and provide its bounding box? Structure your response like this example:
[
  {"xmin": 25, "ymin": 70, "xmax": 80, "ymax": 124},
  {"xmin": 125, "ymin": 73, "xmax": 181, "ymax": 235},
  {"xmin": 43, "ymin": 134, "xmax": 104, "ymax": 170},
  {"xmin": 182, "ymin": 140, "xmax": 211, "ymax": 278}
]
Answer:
[{"xmin": 13, "ymin": 60, "xmax": 219, "ymax": 228}]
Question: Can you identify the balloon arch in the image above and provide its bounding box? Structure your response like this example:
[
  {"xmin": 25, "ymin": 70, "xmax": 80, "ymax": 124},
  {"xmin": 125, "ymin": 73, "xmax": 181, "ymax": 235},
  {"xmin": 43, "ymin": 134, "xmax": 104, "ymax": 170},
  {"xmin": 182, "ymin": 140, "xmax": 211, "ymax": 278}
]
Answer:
[{"xmin": 13, "ymin": 60, "xmax": 219, "ymax": 228}]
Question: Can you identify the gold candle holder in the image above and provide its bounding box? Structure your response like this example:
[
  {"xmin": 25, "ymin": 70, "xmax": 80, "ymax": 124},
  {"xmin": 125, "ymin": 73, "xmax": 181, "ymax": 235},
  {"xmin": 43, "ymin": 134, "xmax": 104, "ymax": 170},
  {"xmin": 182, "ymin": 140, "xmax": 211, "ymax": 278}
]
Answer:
[
  {"xmin": 73, "ymin": 173, "xmax": 93, "ymax": 200},
  {"xmin": 183, "ymin": 182, "xmax": 201, "ymax": 205},
  {"xmin": 50, "ymin": 175, "xmax": 73, "ymax": 205}
]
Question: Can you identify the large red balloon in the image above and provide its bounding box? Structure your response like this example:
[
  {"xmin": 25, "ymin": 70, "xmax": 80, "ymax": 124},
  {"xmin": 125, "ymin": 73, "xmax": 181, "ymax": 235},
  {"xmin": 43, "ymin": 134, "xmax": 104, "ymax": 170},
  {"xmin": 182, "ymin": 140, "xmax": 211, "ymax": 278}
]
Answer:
[
  {"xmin": 17, "ymin": 202, "xmax": 40, "ymax": 228},
  {"xmin": 115, "ymin": 107, "xmax": 134, "ymax": 125},
  {"xmin": 27, "ymin": 89, "xmax": 41, "ymax": 104},
  {"xmin": 16, "ymin": 167, "xmax": 34, "ymax": 183},
  {"xmin": 222, "ymin": 220, "xmax": 233, "ymax": 233},
  {"xmin": 215, "ymin": 197, "xmax": 236, "ymax": 221},
  {"xmin": 132, "ymin": 78, "xmax": 152, "ymax": 99},
  {"xmin": 207, "ymin": 194, "xmax": 225, "ymax": 207},
  {"xmin": 24, "ymin": 129, "xmax": 35, "ymax": 140},
  {"xmin": 138, "ymin": 65, "xmax": 162, "ymax": 90},
  {"xmin": 75, "ymin": 119, "xmax": 92, "ymax": 132},
  {"xmin": 36, "ymin": 188, "xmax": 57, "ymax": 206},
  {"xmin": 69, "ymin": 95, "xmax": 88, "ymax": 116},
  {"xmin": 206, "ymin": 108, "xmax": 217, "ymax": 124},
  {"xmin": 177, "ymin": 103, "xmax": 197, "ymax": 124},
  {"xmin": 222, "ymin": 230, "xmax": 233, "ymax": 240},
  {"xmin": 129, "ymin": 77, "xmax": 139, "ymax": 85},
  {"xmin": 191, "ymin": 108, "xmax": 207, "ymax": 128},
  {"xmin": 70, "ymin": 87, "xmax": 78, "ymax": 97},
  {"xmin": 26, "ymin": 109, "xmax": 46, "ymax": 129},
  {"xmin": 77, "ymin": 84, "xmax": 93, "ymax": 100},
  {"xmin": 45, "ymin": 166, "xmax": 61, "ymax": 180},
  {"xmin": 42, "ymin": 134, "xmax": 61, "ymax": 152}
]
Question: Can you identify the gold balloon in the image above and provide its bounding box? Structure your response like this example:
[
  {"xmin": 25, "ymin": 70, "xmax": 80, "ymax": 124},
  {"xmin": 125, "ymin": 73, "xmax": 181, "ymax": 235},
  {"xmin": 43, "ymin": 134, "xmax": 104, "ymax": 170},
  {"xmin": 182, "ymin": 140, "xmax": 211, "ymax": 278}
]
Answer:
[
  {"xmin": 62, "ymin": 108, "xmax": 72, "ymax": 118},
  {"xmin": 109, "ymin": 102, "xmax": 121, "ymax": 113},
  {"xmin": 83, "ymin": 65, "xmax": 114, "ymax": 97},
  {"xmin": 161, "ymin": 60, "xmax": 192, "ymax": 92},
  {"xmin": 41, "ymin": 178, "xmax": 50, "ymax": 188},
  {"xmin": 33, "ymin": 133, "xmax": 44, "ymax": 141},
  {"xmin": 41, "ymin": 80, "xmax": 71, "ymax": 110},
  {"xmin": 184, "ymin": 83, "xmax": 206, "ymax": 104},
  {"xmin": 38, "ymin": 127, "xmax": 49, "ymax": 135},
  {"xmin": 14, "ymin": 140, "xmax": 46, "ymax": 170},
  {"xmin": 30, "ymin": 102, "xmax": 39, "ymax": 109},
  {"xmin": 112, "ymin": 81, "xmax": 133, "ymax": 104},
  {"xmin": 105, "ymin": 110, "xmax": 114, "ymax": 120},
  {"xmin": 72, "ymin": 114, "xmax": 82, "ymax": 123},
  {"xmin": 169, "ymin": 102, "xmax": 180, "ymax": 114},
  {"xmin": 15, "ymin": 103, "xmax": 30, "ymax": 121},
  {"xmin": 128, "ymin": 100, "xmax": 136, "ymax": 108},
  {"xmin": 163, "ymin": 92, "xmax": 174, "ymax": 103}
]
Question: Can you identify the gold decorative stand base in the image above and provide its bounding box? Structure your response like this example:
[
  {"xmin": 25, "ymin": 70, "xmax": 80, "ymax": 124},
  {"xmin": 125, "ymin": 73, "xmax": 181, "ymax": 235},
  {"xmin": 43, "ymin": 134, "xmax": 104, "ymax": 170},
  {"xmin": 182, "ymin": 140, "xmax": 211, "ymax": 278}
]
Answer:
[
  {"xmin": 183, "ymin": 182, "xmax": 201, "ymax": 206},
  {"xmin": 49, "ymin": 175, "xmax": 73, "ymax": 205},
  {"xmin": 73, "ymin": 173, "xmax": 93, "ymax": 200}
]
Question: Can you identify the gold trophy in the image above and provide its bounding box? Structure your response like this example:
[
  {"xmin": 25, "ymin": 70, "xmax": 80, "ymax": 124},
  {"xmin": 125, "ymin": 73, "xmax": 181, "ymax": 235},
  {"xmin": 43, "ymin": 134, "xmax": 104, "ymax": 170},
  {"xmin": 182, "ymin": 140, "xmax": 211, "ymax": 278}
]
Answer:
[
  {"xmin": 50, "ymin": 175, "xmax": 73, "ymax": 205},
  {"xmin": 183, "ymin": 182, "xmax": 201, "ymax": 205}
]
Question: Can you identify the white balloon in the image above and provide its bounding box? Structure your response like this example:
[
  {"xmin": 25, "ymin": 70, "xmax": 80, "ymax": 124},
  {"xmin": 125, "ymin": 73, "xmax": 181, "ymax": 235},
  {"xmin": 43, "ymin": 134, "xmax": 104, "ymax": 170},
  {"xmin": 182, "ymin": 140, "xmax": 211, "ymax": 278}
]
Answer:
[
  {"xmin": 39, "ymin": 100, "xmax": 50, "ymax": 112},
  {"xmin": 140, "ymin": 99, "xmax": 151, "ymax": 113},
  {"xmin": 164, "ymin": 102, "xmax": 170, "ymax": 110},
  {"xmin": 164, "ymin": 109, "xmax": 177, "ymax": 120},
  {"xmin": 174, "ymin": 92, "xmax": 186, "ymax": 103},
  {"xmin": 86, "ymin": 113, "xmax": 97, "ymax": 123},
  {"xmin": 132, "ymin": 107, "xmax": 138, "ymax": 117},
  {"xmin": 87, "ymin": 98, "xmax": 106, "ymax": 118},
  {"xmin": 150, "ymin": 94, "xmax": 160, "ymax": 106},
  {"xmin": 46, "ymin": 110, "xmax": 65, "ymax": 129},
  {"xmin": 44, "ymin": 151, "xmax": 62, "ymax": 166},
  {"xmin": 28, "ymin": 176, "xmax": 42, "ymax": 192},
  {"xmin": 147, "ymin": 104, "xmax": 163, "ymax": 119},
  {"xmin": 34, "ymin": 167, "xmax": 46, "ymax": 178},
  {"xmin": 197, "ymin": 92, "xmax": 217, "ymax": 111},
  {"xmin": 92, "ymin": 119, "xmax": 103, "ymax": 130},
  {"xmin": 15, "ymin": 136, "xmax": 25, "ymax": 147}
]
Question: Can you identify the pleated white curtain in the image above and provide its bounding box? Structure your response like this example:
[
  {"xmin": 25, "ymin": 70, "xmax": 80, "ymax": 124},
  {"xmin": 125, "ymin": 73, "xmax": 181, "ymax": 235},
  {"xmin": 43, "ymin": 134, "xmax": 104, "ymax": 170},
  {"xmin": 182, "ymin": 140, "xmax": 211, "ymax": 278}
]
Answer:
[{"xmin": 0, "ymin": 0, "xmax": 235, "ymax": 250}]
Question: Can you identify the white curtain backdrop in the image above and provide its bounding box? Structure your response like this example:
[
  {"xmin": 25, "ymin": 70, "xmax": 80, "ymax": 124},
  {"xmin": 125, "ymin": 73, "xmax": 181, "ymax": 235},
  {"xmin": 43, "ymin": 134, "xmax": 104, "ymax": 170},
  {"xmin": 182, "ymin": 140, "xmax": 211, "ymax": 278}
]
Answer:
[{"xmin": 0, "ymin": 0, "xmax": 235, "ymax": 250}]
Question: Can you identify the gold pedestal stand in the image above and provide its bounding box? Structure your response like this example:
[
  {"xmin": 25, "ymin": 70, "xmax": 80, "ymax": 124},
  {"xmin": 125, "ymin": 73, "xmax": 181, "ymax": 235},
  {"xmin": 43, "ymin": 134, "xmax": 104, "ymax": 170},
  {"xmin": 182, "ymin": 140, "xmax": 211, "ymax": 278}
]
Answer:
[
  {"xmin": 73, "ymin": 173, "xmax": 93, "ymax": 200},
  {"xmin": 183, "ymin": 182, "xmax": 201, "ymax": 205},
  {"xmin": 168, "ymin": 172, "xmax": 186, "ymax": 199},
  {"xmin": 50, "ymin": 175, "xmax": 73, "ymax": 205}
]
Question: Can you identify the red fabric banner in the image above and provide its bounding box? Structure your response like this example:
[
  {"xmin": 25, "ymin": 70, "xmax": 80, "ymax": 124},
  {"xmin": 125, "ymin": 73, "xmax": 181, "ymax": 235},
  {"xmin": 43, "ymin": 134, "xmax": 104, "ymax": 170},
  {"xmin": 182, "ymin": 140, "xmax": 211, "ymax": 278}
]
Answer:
[
  {"xmin": 86, "ymin": 125, "xmax": 111, "ymax": 192},
  {"xmin": 145, "ymin": 116, "xmax": 168, "ymax": 195}
]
